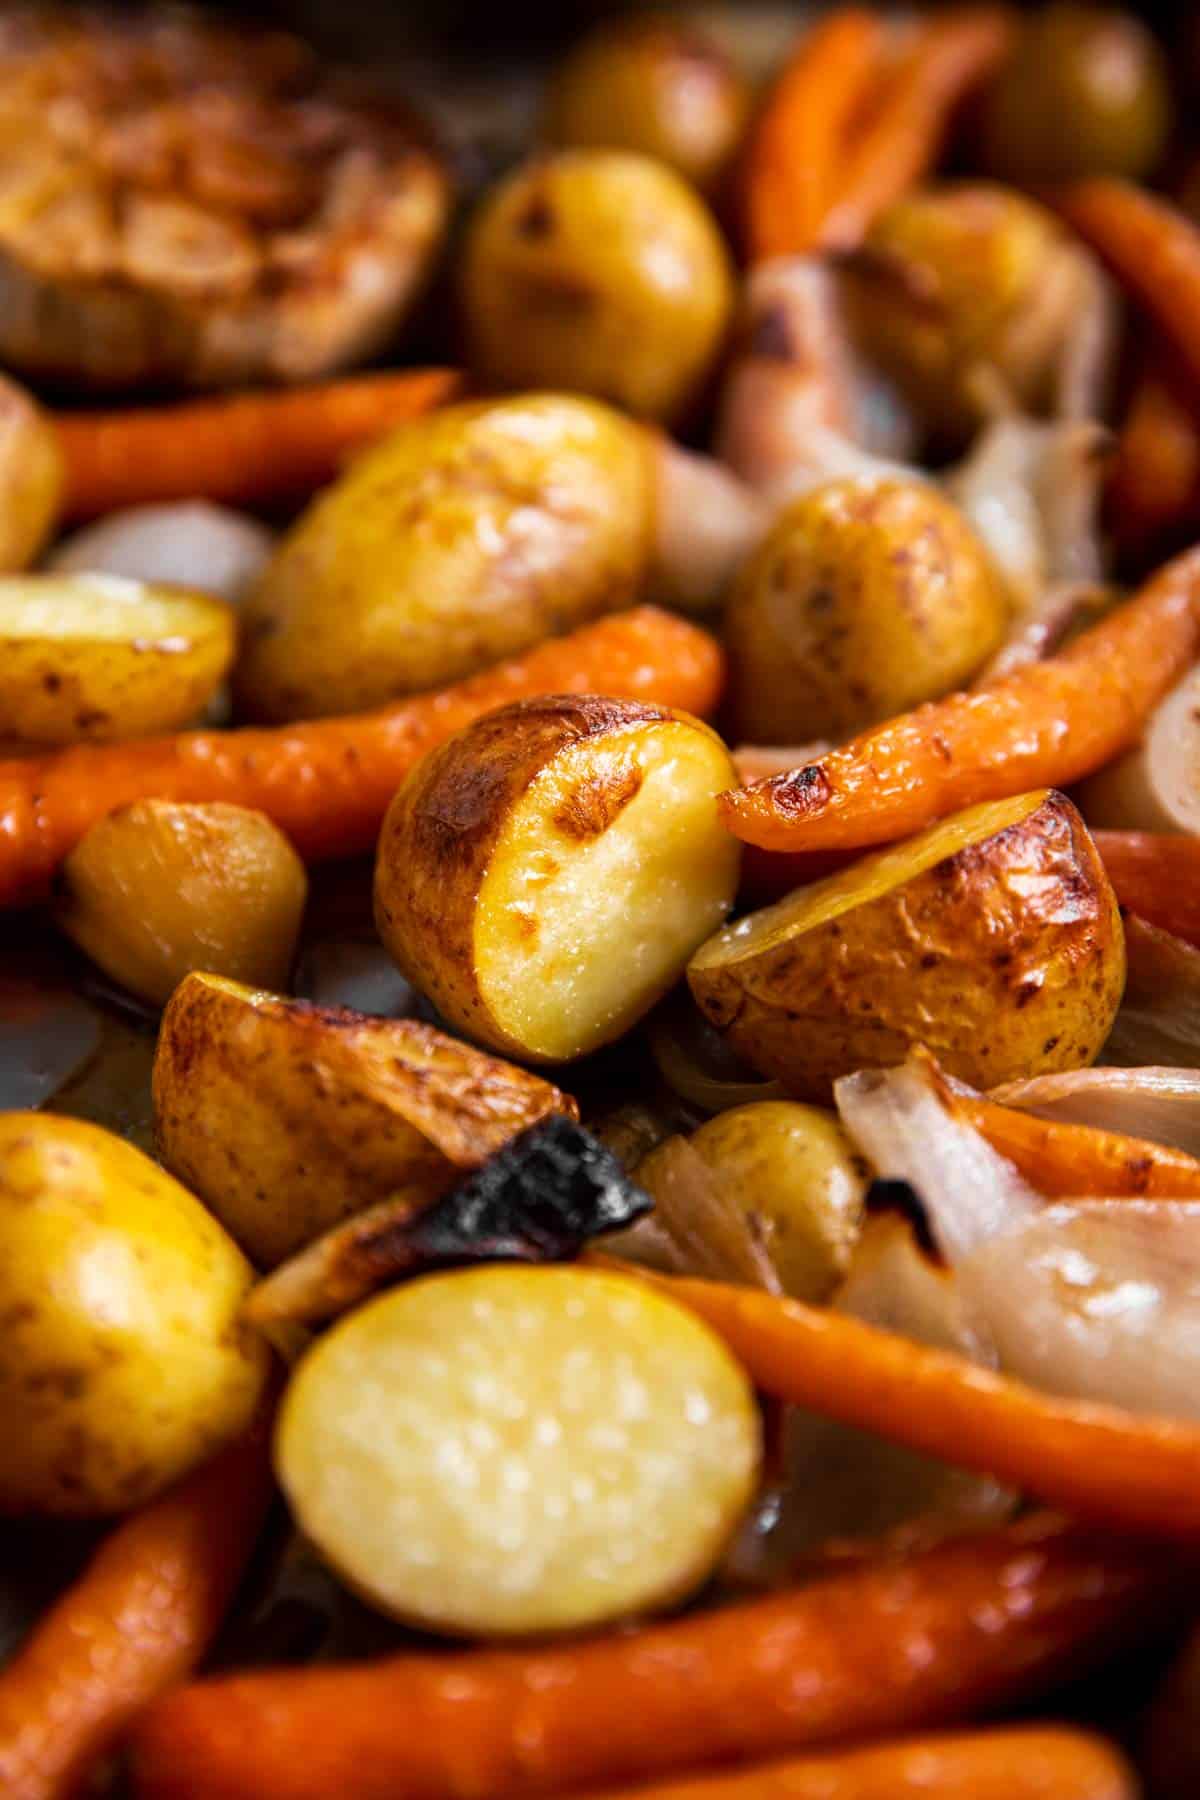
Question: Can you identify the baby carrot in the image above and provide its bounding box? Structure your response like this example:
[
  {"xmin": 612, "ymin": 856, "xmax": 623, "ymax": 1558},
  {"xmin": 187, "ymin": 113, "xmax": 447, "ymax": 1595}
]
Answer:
[
  {"xmin": 819, "ymin": 9, "xmax": 1014, "ymax": 252},
  {"xmin": 1092, "ymin": 831, "xmax": 1200, "ymax": 950},
  {"xmin": 130, "ymin": 1515, "xmax": 1172, "ymax": 1800},
  {"xmin": 0, "ymin": 1409, "xmax": 273, "ymax": 1800},
  {"xmin": 0, "ymin": 606, "xmax": 724, "ymax": 908},
  {"xmin": 56, "ymin": 369, "xmax": 462, "ymax": 519},
  {"xmin": 1109, "ymin": 372, "xmax": 1200, "ymax": 558},
  {"xmin": 954, "ymin": 1086, "xmax": 1200, "ymax": 1199},
  {"xmin": 558, "ymin": 1726, "xmax": 1137, "ymax": 1800},
  {"xmin": 740, "ymin": 8, "xmax": 882, "ymax": 263},
  {"xmin": 720, "ymin": 544, "xmax": 1200, "ymax": 852}
]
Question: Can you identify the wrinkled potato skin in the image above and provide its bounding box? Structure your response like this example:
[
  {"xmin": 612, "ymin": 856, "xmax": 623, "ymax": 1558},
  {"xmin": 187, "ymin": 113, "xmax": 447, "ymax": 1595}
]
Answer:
[
  {"xmin": 153, "ymin": 973, "xmax": 575, "ymax": 1266},
  {"xmin": 689, "ymin": 791, "xmax": 1125, "ymax": 1099},
  {"xmin": 726, "ymin": 478, "xmax": 1006, "ymax": 743},
  {"xmin": 57, "ymin": 801, "xmax": 308, "ymax": 1007},
  {"xmin": 545, "ymin": 17, "xmax": 750, "ymax": 191},
  {"xmin": 687, "ymin": 1102, "xmax": 867, "ymax": 1302},
  {"xmin": 236, "ymin": 394, "xmax": 654, "ymax": 721},
  {"xmin": 460, "ymin": 152, "xmax": 735, "ymax": 424},
  {"xmin": 0, "ymin": 375, "xmax": 62, "ymax": 572},
  {"xmin": 0, "ymin": 1112, "xmax": 267, "ymax": 1517}
]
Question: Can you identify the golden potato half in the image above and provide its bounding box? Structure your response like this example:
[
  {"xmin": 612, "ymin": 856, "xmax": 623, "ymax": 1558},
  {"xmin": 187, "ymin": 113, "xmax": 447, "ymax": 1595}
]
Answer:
[
  {"xmin": 237, "ymin": 394, "xmax": 654, "ymax": 720},
  {"xmin": 689, "ymin": 790, "xmax": 1125, "ymax": 1098},
  {"xmin": 0, "ymin": 7, "xmax": 449, "ymax": 392},
  {"xmin": 0, "ymin": 372, "xmax": 62, "ymax": 571},
  {"xmin": 153, "ymin": 973, "xmax": 575, "ymax": 1266},
  {"xmin": 0, "ymin": 574, "xmax": 234, "ymax": 743},
  {"xmin": 375, "ymin": 695, "xmax": 741, "ymax": 1063}
]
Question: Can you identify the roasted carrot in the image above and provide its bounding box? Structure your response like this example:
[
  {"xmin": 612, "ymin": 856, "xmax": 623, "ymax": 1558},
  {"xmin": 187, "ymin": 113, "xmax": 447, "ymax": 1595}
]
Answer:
[
  {"xmin": 0, "ymin": 607, "xmax": 723, "ymax": 909},
  {"xmin": 614, "ymin": 1266, "xmax": 1200, "ymax": 1538},
  {"xmin": 55, "ymin": 368, "xmax": 462, "ymax": 520},
  {"xmin": 557, "ymin": 1727, "xmax": 1138, "ymax": 1800},
  {"xmin": 1092, "ymin": 831, "xmax": 1200, "ymax": 950},
  {"xmin": 740, "ymin": 8, "xmax": 882, "ymax": 263},
  {"xmin": 954, "ymin": 1086, "xmax": 1200, "ymax": 1199},
  {"xmin": 1109, "ymin": 371, "xmax": 1200, "ymax": 558},
  {"xmin": 720, "ymin": 544, "xmax": 1200, "ymax": 852},
  {"xmin": 0, "ymin": 1409, "xmax": 273, "ymax": 1800},
  {"xmin": 1056, "ymin": 181, "xmax": 1200, "ymax": 405},
  {"xmin": 819, "ymin": 9, "xmax": 1015, "ymax": 253},
  {"xmin": 130, "ymin": 1515, "xmax": 1173, "ymax": 1800}
]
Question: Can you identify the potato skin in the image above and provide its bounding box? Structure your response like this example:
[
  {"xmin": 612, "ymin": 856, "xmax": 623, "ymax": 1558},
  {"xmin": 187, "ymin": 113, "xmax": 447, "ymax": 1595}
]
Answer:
[
  {"xmin": 153, "ymin": 973, "xmax": 575, "ymax": 1266},
  {"xmin": 725, "ymin": 477, "xmax": 1007, "ymax": 743},
  {"xmin": 689, "ymin": 791, "xmax": 1126, "ymax": 1099},
  {"xmin": 0, "ymin": 374, "xmax": 62, "ymax": 572},
  {"xmin": 236, "ymin": 394, "xmax": 653, "ymax": 721},
  {"xmin": 459, "ymin": 151, "xmax": 735, "ymax": 424},
  {"xmin": 0, "ymin": 1112, "xmax": 267, "ymax": 1517}
]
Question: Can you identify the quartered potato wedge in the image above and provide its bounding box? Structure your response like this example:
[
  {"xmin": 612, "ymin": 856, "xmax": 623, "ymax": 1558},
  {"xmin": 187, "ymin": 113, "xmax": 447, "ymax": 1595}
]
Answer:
[
  {"xmin": 375, "ymin": 695, "xmax": 741, "ymax": 1063},
  {"xmin": 689, "ymin": 789, "xmax": 1125, "ymax": 1097},
  {"xmin": 0, "ymin": 574, "xmax": 235, "ymax": 744}
]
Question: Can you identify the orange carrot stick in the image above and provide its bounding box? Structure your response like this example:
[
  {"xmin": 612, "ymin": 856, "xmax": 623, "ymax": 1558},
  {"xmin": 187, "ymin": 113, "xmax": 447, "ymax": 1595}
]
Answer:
[
  {"xmin": 1092, "ymin": 831, "xmax": 1200, "ymax": 949},
  {"xmin": 0, "ymin": 1410, "xmax": 273, "ymax": 1800},
  {"xmin": 617, "ymin": 1267, "xmax": 1200, "ymax": 1538},
  {"xmin": 741, "ymin": 8, "xmax": 882, "ymax": 263},
  {"xmin": 818, "ymin": 9, "xmax": 1015, "ymax": 252},
  {"xmin": 0, "ymin": 606, "xmax": 723, "ymax": 909},
  {"xmin": 55, "ymin": 369, "xmax": 462, "ymax": 520},
  {"xmin": 560, "ymin": 1727, "xmax": 1138, "ymax": 1800},
  {"xmin": 1109, "ymin": 372, "xmax": 1200, "ymax": 558},
  {"xmin": 1056, "ymin": 182, "xmax": 1200, "ymax": 405},
  {"xmin": 953, "ymin": 1087, "xmax": 1200, "ymax": 1199},
  {"xmin": 721, "ymin": 544, "xmax": 1200, "ymax": 852},
  {"xmin": 130, "ymin": 1515, "xmax": 1173, "ymax": 1800}
]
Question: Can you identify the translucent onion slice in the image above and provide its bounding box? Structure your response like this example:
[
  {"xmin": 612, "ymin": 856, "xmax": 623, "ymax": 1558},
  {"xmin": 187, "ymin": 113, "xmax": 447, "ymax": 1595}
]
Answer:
[
  {"xmin": 49, "ymin": 501, "xmax": 275, "ymax": 604},
  {"xmin": 651, "ymin": 440, "xmax": 768, "ymax": 615},
  {"xmin": 1077, "ymin": 665, "xmax": 1200, "ymax": 835},
  {"xmin": 1104, "ymin": 918, "xmax": 1200, "ymax": 1071}
]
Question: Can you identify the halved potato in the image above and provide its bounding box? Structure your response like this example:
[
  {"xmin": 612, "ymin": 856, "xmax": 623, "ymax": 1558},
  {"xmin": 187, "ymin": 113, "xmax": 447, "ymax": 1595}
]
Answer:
[
  {"xmin": 57, "ymin": 801, "xmax": 308, "ymax": 1006},
  {"xmin": 275, "ymin": 1266, "xmax": 760, "ymax": 1636},
  {"xmin": 689, "ymin": 790, "xmax": 1125, "ymax": 1097},
  {"xmin": 0, "ymin": 574, "xmax": 235, "ymax": 743},
  {"xmin": 153, "ymin": 973, "xmax": 575, "ymax": 1266},
  {"xmin": 375, "ymin": 695, "xmax": 741, "ymax": 1063},
  {"xmin": 0, "ymin": 373, "xmax": 62, "ymax": 572}
]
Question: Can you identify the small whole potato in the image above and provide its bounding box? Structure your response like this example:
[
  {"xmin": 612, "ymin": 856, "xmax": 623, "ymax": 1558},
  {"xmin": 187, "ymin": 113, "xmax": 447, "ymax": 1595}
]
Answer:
[
  {"xmin": 0, "ymin": 373, "xmax": 62, "ymax": 573},
  {"xmin": 689, "ymin": 789, "xmax": 1125, "ymax": 1098},
  {"xmin": 544, "ymin": 15, "xmax": 750, "ymax": 191},
  {"xmin": 57, "ymin": 801, "xmax": 308, "ymax": 1007},
  {"xmin": 459, "ymin": 151, "xmax": 735, "ymax": 424},
  {"xmin": 0, "ymin": 1112, "xmax": 267, "ymax": 1516},
  {"xmin": 276, "ymin": 1266, "xmax": 760, "ymax": 1637},
  {"xmin": 0, "ymin": 574, "xmax": 235, "ymax": 744},
  {"xmin": 237, "ymin": 394, "xmax": 653, "ymax": 721},
  {"xmin": 725, "ymin": 477, "xmax": 1007, "ymax": 743},
  {"xmin": 375, "ymin": 695, "xmax": 741, "ymax": 1063}
]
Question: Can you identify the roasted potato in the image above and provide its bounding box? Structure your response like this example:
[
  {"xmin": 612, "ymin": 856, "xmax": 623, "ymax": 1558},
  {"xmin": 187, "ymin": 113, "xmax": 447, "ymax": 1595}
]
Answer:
[
  {"xmin": 459, "ymin": 151, "xmax": 735, "ymax": 424},
  {"xmin": 0, "ymin": 574, "xmax": 235, "ymax": 744},
  {"xmin": 544, "ymin": 15, "xmax": 750, "ymax": 191},
  {"xmin": 375, "ymin": 696, "xmax": 741, "ymax": 1064},
  {"xmin": 689, "ymin": 790, "xmax": 1125, "ymax": 1098},
  {"xmin": 0, "ymin": 9, "xmax": 449, "ymax": 392},
  {"xmin": 275, "ymin": 1266, "xmax": 760, "ymax": 1636},
  {"xmin": 237, "ymin": 394, "xmax": 653, "ymax": 721},
  {"xmin": 153, "ymin": 973, "xmax": 575, "ymax": 1266},
  {"xmin": 725, "ymin": 477, "xmax": 1007, "ymax": 743},
  {"xmin": 0, "ymin": 374, "xmax": 62, "ymax": 572},
  {"xmin": 0, "ymin": 1112, "xmax": 267, "ymax": 1516},
  {"xmin": 57, "ymin": 802, "xmax": 308, "ymax": 1007}
]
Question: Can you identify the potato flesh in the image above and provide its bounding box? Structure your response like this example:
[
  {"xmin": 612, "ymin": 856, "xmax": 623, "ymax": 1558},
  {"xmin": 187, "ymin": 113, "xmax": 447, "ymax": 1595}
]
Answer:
[
  {"xmin": 276, "ymin": 1266, "xmax": 760, "ymax": 1637},
  {"xmin": 477, "ymin": 721, "xmax": 740, "ymax": 1061}
]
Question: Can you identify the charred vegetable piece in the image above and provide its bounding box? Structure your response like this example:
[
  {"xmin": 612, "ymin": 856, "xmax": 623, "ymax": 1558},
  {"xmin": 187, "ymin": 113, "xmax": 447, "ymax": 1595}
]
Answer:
[{"xmin": 247, "ymin": 1118, "xmax": 652, "ymax": 1328}]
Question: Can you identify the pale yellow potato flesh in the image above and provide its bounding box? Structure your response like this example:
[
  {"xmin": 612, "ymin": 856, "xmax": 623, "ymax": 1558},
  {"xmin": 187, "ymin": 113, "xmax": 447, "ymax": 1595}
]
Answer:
[
  {"xmin": 0, "ymin": 373, "xmax": 62, "ymax": 572},
  {"xmin": 0, "ymin": 1112, "xmax": 267, "ymax": 1516},
  {"xmin": 276, "ymin": 1266, "xmax": 760, "ymax": 1637},
  {"xmin": 0, "ymin": 574, "xmax": 235, "ymax": 743},
  {"xmin": 689, "ymin": 789, "xmax": 1125, "ymax": 1098}
]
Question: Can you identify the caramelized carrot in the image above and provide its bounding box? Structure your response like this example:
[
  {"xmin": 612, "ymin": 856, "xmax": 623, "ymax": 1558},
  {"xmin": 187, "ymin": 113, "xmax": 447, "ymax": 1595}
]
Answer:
[
  {"xmin": 1092, "ymin": 832, "xmax": 1200, "ymax": 949},
  {"xmin": 0, "ymin": 607, "xmax": 723, "ymax": 908},
  {"xmin": 741, "ymin": 8, "xmax": 882, "ymax": 263},
  {"xmin": 1109, "ymin": 372, "xmax": 1200, "ymax": 558},
  {"xmin": 955, "ymin": 1087, "xmax": 1200, "ymax": 1200},
  {"xmin": 0, "ymin": 1412, "xmax": 273, "ymax": 1800},
  {"xmin": 56, "ymin": 369, "xmax": 462, "ymax": 519},
  {"xmin": 819, "ymin": 9, "xmax": 1014, "ymax": 252},
  {"xmin": 720, "ymin": 545, "xmax": 1200, "ymax": 852},
  {"xmin": 562, "ymin": 1727, "xmax": 1138, "ymax": 1800},
  {"xmin": 130, "ymin": 1515, "xmax": 1172, "ymax": 1800}
]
